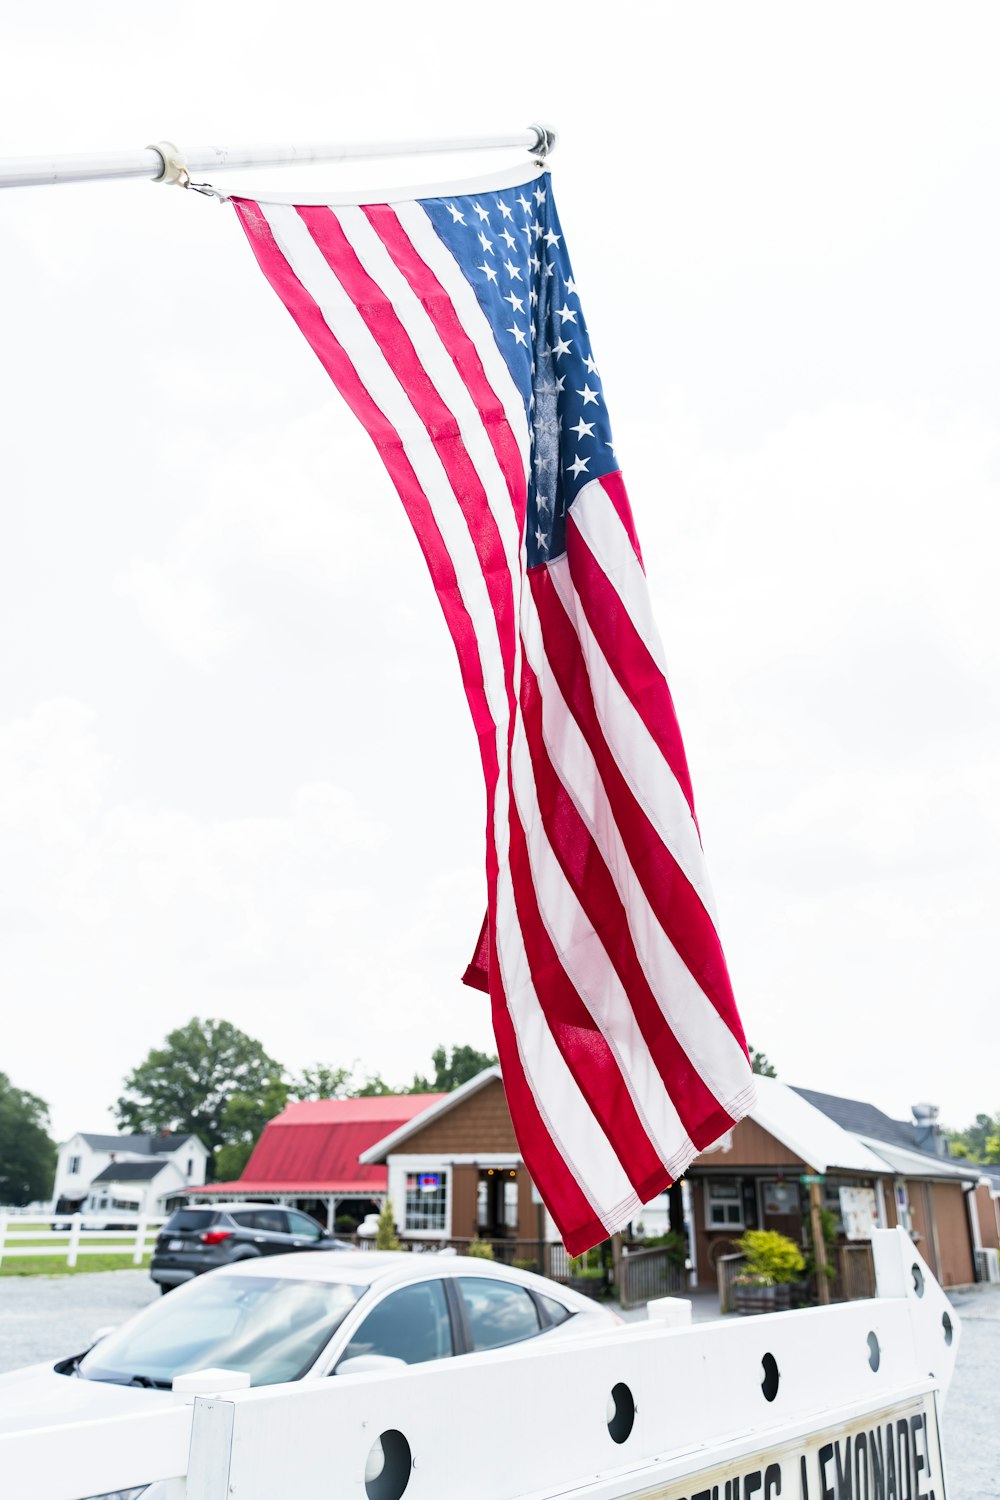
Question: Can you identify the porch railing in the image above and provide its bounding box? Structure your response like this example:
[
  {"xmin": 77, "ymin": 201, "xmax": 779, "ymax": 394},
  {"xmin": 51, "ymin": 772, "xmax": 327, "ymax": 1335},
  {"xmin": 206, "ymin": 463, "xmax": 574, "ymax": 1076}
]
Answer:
[
  {"xmin": 833, "ymin": 1241, "xmax": 876, "ymax": 1301},
  {"xmin": 351, "ymin": 1234, "xmax": 575, "ymax": 1281},
  {"xmin": 618, "ymin": 1245, "xmax": 685, "ymax": 1310}
]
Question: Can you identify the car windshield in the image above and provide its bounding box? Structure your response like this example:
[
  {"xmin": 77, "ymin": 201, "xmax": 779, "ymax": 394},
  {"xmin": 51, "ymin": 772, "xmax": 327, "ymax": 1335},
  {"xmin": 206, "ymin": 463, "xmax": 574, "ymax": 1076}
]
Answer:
[{"xmin": 78, "ymin": 1274, "xmax": 364, "ymax": 1387}]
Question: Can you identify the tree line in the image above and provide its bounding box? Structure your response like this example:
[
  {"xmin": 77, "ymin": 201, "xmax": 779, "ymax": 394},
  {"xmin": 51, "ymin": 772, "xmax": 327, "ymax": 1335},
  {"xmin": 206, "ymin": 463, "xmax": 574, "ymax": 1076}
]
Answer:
[
  {"xmin": 115, "ymin": 1019, "xmax": 497, "ymax": 1179},
  {"xmin": 0, "ymin": 1021, "xmax": 497, "ymax": 1204}
]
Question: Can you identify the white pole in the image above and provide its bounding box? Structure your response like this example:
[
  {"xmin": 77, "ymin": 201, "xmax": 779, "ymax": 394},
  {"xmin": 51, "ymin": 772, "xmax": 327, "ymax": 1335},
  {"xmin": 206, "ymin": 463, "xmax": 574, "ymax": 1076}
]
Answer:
[
  {"xmin": 0, "ymin": 1213, "xmax": 7, "ymax": 1270},
  {"xmin": 0, "ymin": 126, "xmax": 554, "ymax": 190},
  {"xmin": 67, "ymin": 1212, "xmax": 82, "ymax": 1269},
  {"xmin": 133, "ymin": 1214, "xmax": 149, "ymax": 1265}
]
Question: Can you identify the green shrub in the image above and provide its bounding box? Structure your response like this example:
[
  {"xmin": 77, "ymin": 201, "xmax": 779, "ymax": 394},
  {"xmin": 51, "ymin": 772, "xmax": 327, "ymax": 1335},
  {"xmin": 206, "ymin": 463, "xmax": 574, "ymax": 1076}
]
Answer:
[
  {"xmin": 374, "ymin": 1201, "xmax": 401, "ymax": 1251},
  {"xmin": 737, "ymin": 1229, "xmax": 805, "ymax": 1286},
  {"xmin": 467, "ymin": 1238, "xmax": 495, "ymax": 1259},
  {"xmin": 512, "ymin": 1257, "xmax": 539, "ymax": 1273}
]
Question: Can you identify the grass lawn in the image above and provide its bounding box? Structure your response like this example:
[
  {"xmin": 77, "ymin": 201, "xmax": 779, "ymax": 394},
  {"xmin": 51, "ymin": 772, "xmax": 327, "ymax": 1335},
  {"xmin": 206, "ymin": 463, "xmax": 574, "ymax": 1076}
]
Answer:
[{"xmin": 0, "ymin": 1253, "xmax": 153, "ymax": 1277}]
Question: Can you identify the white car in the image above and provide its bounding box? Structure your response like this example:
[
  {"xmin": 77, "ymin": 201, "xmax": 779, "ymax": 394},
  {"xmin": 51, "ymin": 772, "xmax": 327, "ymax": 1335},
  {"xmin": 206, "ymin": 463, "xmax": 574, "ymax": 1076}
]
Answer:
[{"xmin": 0, "ymin": 1253, "xmax": 620, "ymax": 1470}]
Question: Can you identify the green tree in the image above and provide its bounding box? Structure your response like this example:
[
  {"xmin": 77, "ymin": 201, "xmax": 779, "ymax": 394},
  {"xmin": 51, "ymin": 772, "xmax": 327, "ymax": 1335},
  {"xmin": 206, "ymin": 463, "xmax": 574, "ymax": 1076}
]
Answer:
[
  {"xmin": 946, "ymin": 1111, "xmax": 1000, "ymax": 1163},
  {"xmin": 289, "ymin": 1065, "xmax": 352, "ymax": 1101},
  {"xmin": 410, "ymin": 1044, "xmax": 498, "ymax": 1093},
  {"xmin": 352, "ymin": 1073, "xmax": 398, "ymax": 1097},
  {"xmin": 749, "ymin": 1046, "xmax": 778, "ymax": 1078},
  {"xmin": 114, "ymin": 1018, "xmax": 285, "ymax": 1165},
  {"xmin": 0, "ymin": 1073, "xmax": 56, "ymax": 1205},
  {"xmin": 214, "ymin": 1076, "xmax": 291, "ymax": 1179}
]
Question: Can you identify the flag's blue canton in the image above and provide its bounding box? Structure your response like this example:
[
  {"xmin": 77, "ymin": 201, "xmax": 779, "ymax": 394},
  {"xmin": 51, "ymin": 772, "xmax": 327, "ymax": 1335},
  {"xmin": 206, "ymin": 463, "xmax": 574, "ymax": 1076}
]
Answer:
[{"xmin": 422, "ymin": 173, "xmax": 618, "ymax": 568}]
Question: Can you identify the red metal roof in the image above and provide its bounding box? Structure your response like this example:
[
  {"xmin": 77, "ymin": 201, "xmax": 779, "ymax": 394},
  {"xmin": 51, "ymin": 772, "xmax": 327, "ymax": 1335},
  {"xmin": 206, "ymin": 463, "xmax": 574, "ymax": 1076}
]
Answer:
[{"xmin": 190, "ymin": 1094, "xmax": 444, "ymax": 1196}]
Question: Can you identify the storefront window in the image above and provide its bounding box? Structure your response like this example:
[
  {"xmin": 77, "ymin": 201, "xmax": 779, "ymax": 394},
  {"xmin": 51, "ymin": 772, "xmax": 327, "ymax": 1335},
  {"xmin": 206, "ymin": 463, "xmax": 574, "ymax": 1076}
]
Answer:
[
  {"xmin": 404, "ymin": 1170, "xmax": 448, "ymax": 1233},
  {"xmin": 705, "ymin": 1178, "xmax": 744, "ymax": 1228}
]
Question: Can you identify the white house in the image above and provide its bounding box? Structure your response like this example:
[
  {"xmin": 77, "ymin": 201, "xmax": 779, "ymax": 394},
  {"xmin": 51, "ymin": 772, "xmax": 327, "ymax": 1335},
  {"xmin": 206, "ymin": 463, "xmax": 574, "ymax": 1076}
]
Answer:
[{"xmin": 52, "ymin": 1131, "xmax": 208, "ymax": 1215}]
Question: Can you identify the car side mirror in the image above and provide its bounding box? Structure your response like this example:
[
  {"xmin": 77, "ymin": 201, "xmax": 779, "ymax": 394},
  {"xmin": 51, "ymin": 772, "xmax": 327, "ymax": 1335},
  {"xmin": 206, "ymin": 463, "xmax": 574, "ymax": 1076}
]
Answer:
[{"xmin": 334, "ymin": 1355, "xmax": 408, "ymax": 1377}]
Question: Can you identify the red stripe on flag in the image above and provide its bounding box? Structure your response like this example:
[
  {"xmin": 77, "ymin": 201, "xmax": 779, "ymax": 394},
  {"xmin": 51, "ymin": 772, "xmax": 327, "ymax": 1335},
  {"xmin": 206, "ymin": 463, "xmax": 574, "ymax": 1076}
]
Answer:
[
  {"xmin": 485, "ymin": 914, "xmax": 608, "ymax": 1256},
  {"xmin": 231, "ymin": 200, "xmax": 502, "ymax": 803},
  {"xmin": 530, "ymin": 565, "xmax": 749, "ymax": 1063},
  {"xmin": 296, "ymin": 206, "xmax": 518, "ymax": 716},
  {"xmin": 517, "ymin": 649, "xmax": 733, "ymax": 1145},
  {"xmin": 361, "ymin": 204, "xmax": 526, "ymax": 523},
  {"xmin": 596, "ymin": 470, "xmax": 644, "ymax": 569},
  {"xmin": 566, "ymin": 509, "xmax": 697, "ymax": 821},
  {"xmin": 505, "ymin": 789, "xmax": 669, "ymax": 1199}
]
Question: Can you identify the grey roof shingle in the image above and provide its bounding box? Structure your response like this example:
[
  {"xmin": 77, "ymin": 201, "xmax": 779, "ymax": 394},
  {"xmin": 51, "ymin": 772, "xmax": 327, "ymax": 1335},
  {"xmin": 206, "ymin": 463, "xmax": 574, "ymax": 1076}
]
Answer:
[
  {"xmin": 90, "ymin": 1160, "xmax": 170, "ymax": 1183},
  {"xmin": 790, "ymin": 1086, "xmax": 942, "ymax": 1157},
  {"xmin": 78, "ymin": 1132, "xmax": 196, "ymax": 1154}
]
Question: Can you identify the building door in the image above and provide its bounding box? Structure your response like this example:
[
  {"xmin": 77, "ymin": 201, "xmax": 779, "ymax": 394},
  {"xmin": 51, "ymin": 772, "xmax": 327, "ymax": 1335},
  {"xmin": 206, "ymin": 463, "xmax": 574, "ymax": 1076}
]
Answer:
[{"xmin": 477, "ymin": 1168, "xmax": 519, "ymax": 1238}]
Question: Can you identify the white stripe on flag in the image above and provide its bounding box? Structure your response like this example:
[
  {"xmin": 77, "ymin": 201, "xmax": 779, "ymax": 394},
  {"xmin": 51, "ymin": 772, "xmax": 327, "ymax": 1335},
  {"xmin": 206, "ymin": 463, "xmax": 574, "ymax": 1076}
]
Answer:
[
  {"xmin": 518, "ymin": 592, "xmax": 753, "ymax": 1113},
  {"xmin": 333, "ymin": 206, "xmax": 524, "ymax": 578},
  {"xmin": 393, "ymin": 202, "xmax": 532, "ymax": 457},
  {"xmin": 493, "ymin": 860, "xmax": 643, "ymax": 1232},
  {"xmin": 260, "ymin": 202, "xmax": 630, "ymax": 1224},
  {"xmin": 546, "ymin": 550, "xmax": 718, "ymax": 924},
  {"xmin": 568, "ymin": 480, "xmax": 672, "ymax": 684},
  {"xmin": 508, "ymin": 712, "xmax": 692, "ymax": 1171}
]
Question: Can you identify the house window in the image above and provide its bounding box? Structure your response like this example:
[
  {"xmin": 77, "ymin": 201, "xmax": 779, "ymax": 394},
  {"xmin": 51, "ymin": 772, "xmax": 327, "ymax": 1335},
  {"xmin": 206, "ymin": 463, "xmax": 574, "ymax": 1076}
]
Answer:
[
  {"xmin": 705, "ymin": 1178, "xmax": 744, "ymax": 1229},
  {"xmin": 404, "ymin": 1171, "xmax": 448, "ymax": 1233},
  {"xmin": 68, "ymin": 1155, "xmax": 81, "ymax": 1175},
  {"xmin": 186, "ymin": 1158, "xmax": 193, "ymax": 1178}
]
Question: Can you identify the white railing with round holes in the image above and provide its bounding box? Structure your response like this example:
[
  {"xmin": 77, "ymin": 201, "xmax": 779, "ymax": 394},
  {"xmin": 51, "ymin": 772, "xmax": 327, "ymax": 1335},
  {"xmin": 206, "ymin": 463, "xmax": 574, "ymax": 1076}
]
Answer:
[{"xmin": 0, "ymin": 1229, "xmax": 959, "ymax": 1500}]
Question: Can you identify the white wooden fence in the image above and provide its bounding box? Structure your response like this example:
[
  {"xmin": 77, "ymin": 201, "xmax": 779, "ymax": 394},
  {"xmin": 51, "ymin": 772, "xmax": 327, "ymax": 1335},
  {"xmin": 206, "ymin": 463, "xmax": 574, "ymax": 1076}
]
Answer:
[{"xmin": 0, "ymin": 1212, "xmax": 164, "ymax": 1267}]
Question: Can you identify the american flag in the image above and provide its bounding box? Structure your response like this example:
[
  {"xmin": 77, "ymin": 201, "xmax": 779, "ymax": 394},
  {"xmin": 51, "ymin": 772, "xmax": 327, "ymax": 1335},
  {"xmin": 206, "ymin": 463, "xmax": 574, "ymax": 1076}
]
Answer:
[{"xmin": 232, "ymin": 166, "xmax": 756, "ymax": 1254}]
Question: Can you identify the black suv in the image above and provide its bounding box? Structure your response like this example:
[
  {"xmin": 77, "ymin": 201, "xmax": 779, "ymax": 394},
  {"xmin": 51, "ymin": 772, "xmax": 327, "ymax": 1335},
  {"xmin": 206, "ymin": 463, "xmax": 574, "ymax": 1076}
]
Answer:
[{"xmin": 151, "ymin": 1204, "xmax": 349, "ymax": 1292}]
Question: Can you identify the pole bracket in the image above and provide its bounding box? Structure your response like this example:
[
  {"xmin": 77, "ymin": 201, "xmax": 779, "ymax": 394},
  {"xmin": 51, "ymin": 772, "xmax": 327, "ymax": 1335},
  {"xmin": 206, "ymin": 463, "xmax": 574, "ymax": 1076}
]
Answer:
[
  {"xmin": 146, "ymin": 140, "xmax": 189, "ymax": 187},
  {"xmin": 528, "ymin": 123, "xmax": 557, "ymax": 165}
]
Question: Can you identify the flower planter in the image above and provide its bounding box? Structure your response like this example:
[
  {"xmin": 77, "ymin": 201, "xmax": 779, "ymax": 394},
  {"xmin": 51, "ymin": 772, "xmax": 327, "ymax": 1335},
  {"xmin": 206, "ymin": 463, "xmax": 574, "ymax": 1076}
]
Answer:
[{"xmin": 734, "ymin": 1283, "xmax": 792, "ymax": 1316}]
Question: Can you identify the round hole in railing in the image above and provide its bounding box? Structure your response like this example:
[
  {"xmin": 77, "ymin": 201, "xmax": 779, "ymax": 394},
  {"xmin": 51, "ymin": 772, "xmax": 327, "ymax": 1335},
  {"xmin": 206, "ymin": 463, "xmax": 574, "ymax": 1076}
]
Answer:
[
  {"xmin": 761, "ymin": 1352, "xmax": 780, "ymax": 1402},
  {"xmin": 942, "ymin": 1312, "xmax": 954, "ymax": 1346},
  {"xmin": 912, "ymin": 1263, "xmax": 925, "ymax": 1297},
  {"xmin": 365, "ymin": 1430, "xmax": 412, "ymax": 1500},
  {"xmin": 606, "ymin": 1381, "xmax": 636, "ymax": 1443},
  {"xmin": 867, "ymin": 1331, "xmax": 881, "ymax": 1371}
]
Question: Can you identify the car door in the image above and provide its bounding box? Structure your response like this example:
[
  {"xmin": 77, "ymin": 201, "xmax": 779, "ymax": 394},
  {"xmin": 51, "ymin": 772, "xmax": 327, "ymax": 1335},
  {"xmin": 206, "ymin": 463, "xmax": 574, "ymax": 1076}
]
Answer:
[
  {"xmin": 285, "ymin": 1210, "xmax": 328, "ymax": 1250},
  {"xmin": 231, "ymin": 1207, "xmax": 292, "ymax": 1255},
  {"xmin": 454, "ymin": 1276, "xmax": 543, "ymax": 1353},
  {"xmin": 333, "ymin": 1279, "xmax": 455, "ymax": 1369}
]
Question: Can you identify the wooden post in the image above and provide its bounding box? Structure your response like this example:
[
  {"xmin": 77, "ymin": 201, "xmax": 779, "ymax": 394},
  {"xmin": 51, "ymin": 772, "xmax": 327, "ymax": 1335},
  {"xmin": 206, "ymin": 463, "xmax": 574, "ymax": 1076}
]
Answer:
[
  {"xmin": 809, "ymin": 1181, "xmax": 830, "ymax": 1305},
  {"xmin": 611, "ymin": 1233, "xmax": 624, "ymax": 1301}
]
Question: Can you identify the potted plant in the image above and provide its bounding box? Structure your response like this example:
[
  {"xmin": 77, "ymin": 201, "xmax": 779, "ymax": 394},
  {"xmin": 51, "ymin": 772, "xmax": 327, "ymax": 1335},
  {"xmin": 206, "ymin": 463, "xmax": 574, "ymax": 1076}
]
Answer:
[{"xmin": 733, "ymin": 1230, "xmax": 805, "ymax": 1315}]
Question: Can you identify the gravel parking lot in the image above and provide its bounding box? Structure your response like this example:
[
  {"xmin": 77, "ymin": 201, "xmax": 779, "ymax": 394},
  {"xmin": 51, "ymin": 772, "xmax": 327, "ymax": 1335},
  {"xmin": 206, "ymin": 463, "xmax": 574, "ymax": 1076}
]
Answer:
[
  {"xmin": 1, "ymin": 1272, "xmax": 997, "ymax": 1494},
  {"xmin": 0, "ymin": 1269, "xmax": 158, "ymax": 1372}
]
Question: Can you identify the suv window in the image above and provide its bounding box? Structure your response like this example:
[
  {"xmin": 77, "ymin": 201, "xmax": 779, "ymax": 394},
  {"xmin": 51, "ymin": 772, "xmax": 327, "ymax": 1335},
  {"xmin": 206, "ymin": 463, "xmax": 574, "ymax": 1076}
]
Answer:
[
  {"xmin": 165, "ymin": 1209, "xmax": 218, "ymax": 1231},
  {"xmin": 248, "ymin": 1209, "xmax": 288, "ymax": 1235},
  {"xmin": 230, "ymin": 1210, "xmax": 265, "ymax": 1230},
  {"xmin": 458, "ymin": 1277, "xmax": 540, "ymax": 1351},
  {"xmin": 339, "ymin": 1280, "xmax": 454, "ymax": 1366},
  {"xmin": 286, "ymin": 1211, "xmax": 324, "ymax": 1239}
]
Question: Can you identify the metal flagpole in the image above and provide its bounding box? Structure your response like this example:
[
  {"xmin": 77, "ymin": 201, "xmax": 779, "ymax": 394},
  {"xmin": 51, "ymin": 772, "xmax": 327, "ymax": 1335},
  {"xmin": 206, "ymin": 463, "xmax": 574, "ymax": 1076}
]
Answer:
[{"xmin": 0, "ymin": 126, "xmax": 556, "ymax": 190}]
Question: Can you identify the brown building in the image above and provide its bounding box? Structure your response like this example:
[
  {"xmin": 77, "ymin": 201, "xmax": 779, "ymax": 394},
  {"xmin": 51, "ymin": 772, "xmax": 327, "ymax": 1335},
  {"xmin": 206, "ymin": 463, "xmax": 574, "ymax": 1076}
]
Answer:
[
  {"xmin": 363, "ymin": 1068, "xmax": 982, "ymax": 1293},
  {"xmin": 685, "ymin": 1077, "xmax": 981, "ymax": 1290},
  {"xmin": 361, "ymin": 1067, "xmax": 553, "ymax": 1246}
]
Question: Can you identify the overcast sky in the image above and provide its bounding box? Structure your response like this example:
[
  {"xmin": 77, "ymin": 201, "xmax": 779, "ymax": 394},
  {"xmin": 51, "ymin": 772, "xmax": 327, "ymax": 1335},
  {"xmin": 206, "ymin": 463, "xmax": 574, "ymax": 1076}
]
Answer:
[{"xmin": 2, "ymin": 3, "xmax": 998, "ymax": 1147}]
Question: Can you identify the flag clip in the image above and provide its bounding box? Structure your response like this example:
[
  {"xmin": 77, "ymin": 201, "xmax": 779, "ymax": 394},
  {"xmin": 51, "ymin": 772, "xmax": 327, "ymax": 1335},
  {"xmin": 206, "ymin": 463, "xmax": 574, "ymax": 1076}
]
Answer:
[
  {"xmin": 528, "ymin": 123, "xmax": 557, "ymax": 166},
  {"xmin": 147, "ymin": 140, "xmax": 189, "ymax": 187}
]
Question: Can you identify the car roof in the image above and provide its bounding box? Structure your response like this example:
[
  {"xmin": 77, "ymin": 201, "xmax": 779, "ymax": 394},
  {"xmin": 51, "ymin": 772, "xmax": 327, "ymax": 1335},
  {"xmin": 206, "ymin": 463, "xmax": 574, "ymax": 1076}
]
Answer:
[{"xmin": 214, "ymin": 1251, "xmax": 600, "ymax": 1309}]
